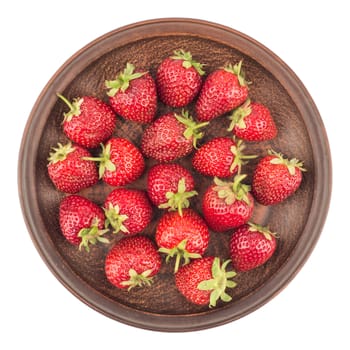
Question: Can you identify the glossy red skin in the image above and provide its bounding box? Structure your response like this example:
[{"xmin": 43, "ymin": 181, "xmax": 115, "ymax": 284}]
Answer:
[
  {"xmin": 105, "ymin": 236, "xmax": 161, "ymax": 289},
  {"xmin": 108, "ymin": 73, "xmax": 157, "ymax": 123},
  {"xmin": 252, "ymin": 155, "xmax": 303, "ymax": 205},
  {"xmin": 230, "ymin": 224, "xmax": 277, "ymax": 271},
  {"xmin": 102, "ymin": 138, "xmax": 145, "ymax": 186},
  {"xmin": 141, "ymin": 113, "xmax": 194, "ymax": 162},
  {"xmin": 195, "ymin": 69, "xmax": 248, "ymax": 121},
  {"xmin": 175, "ymin": 256, "xmax": 215, "ymax": 305},
  {"xmin": 104, "ymin": 188, "xmax": 153, "ymax": 235},
  {"xmin": 59, "ymin": 195, "xmax": 105, "ymax": 245},
  {"xmin": 147, "ymin": 163, "xmax": 195, "ymax": 206},
  {"xmin": 155, "ymin": 209, "xmax": 209, "ymax": 255},
  {"xmin": 202, "ymin": 185, "xmax": 254, "ymax": 232},
  {"xmin": 192, "ymin": 137, "xmax": 239, "ymax": 178},
  {"xmin": 232, "ymin": 102, "xmax": 277, "ymax": 141},
  {"xmin": 156, "ymin": 57, "xmax": 202, "ymax": 107},
  {"xmin": 63, "ymin": 96, "xmax": 117, "ymax": 148},
  {"xmin": 47, "ymin": 145, "xmax": 98, "ymax": 193}
]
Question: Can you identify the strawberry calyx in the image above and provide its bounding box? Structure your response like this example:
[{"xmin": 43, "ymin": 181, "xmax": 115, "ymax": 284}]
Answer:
[
  {"xmin": 213, "ymin": 175, "xmax": 251, "ymax": 205},
  {"xmin": 82, "ymin": 143, "xmax": 116, "ymax": 178},
  {"xmin": 56, "ymin": 93, "xmax": 82, "ymax": 123},
  {"xmin": 48, "ymin": 142, "xmax": 75, "ymax": 164},
  {"xmin": 120, "ymin": 268, "xmax": 154, "ymax": 291},
  {"xmin": 171, "ymin": 49, "xmax": 205, "ymax": 76},
  {"xmin": 159, "ymin": 239, "xmax": 201, "ymax": 273},
  {"xmin": 104, "ymin": 203, "xmax": 129, "ymax": 234},
  {"xmin": 224, "ymin": 60, "xmax": 248, "ymax": 87},
  {"xmin": 227, "ymin": 99, "xmax": 252, "ymax": 131},
  {"xmin": 78, "ymin": 218, "xmax": 109, "ymax": 252},
  {"xmin": 175, "ymin": 110, "xmax": 209, "ymax": 149},
  {"xmin": 268, "ymin": 149, "xmax": 306, "ymax": 175},
  {"xmin": 247, "ymin": 222, "xmax": 279, "ymax": 240},
  {"xmin": 158, "ymin": 178, "xmax": 198, "ymax": 216},
  {"xmin": 230, "ymin": 138, "xmax": 257, "ymax": 173},
  {"xmin": 197, "ymin": 257, "xmax": 237, "ymax": 308},
  {"xmin": 105, "ymin": 63, "xmax": 146, "ymax": 96}
]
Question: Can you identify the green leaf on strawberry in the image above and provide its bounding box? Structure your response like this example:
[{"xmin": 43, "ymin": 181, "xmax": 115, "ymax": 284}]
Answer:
[
  {"xmin": 158, "ymin": 178, "xmax": 198, "ymax": 216},
  {"xmin": 78, "ymin": 218, "xmax": 109, "ymax": 252},
  {"xmin": 105, "ymin": 63, "xmax": 146, "ymax": 96},
  {"xmin": 159, "ymin": 239, "xmax": 202, "ymax": 273},
  {"xmin": 197, "ymin": 258, "xmax": 237, "ymax": 308},
  {"xmin": 171, "ymin": 49, "xmax": 205, "ymax": 76}
]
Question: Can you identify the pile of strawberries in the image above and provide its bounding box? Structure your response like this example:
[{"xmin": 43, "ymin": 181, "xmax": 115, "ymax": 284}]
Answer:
[{"xmin": 47, "ymin": 50, "xmax": 305, "ymax": 308}]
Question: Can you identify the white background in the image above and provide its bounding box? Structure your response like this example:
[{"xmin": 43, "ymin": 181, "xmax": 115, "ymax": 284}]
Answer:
[{"xmin": 1, "ymin": 1, "xmax": 348, "ymax": 349}]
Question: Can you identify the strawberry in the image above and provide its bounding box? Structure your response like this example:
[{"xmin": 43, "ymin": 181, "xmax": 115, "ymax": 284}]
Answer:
[
  {"xmin": 141, "ymin": 110, "xmax": 209, "ymax": 162},
  {"xmin": 85, "ymin": 137, "xmax": 145, "ymax": 186},
  {"xmin": 252, "ymin": 149, "xmax": 306, "ymax": 205},
  {"xmin": 105, "ymin": 63, "xmax": 157, "ymax": 123},
  {"xmin": 230, "ymin": 222, "xmax": 277, "ymax": 271},
  {"xmin": 192, "ymin": 137, "xmax": 256, "ymax": 178},
  {"xmin": 59, "ymin": 194, "xmax": 109, "ymax": 251},
  {"xmin": 47, "ymin": 142, "xmax": 98, "ymax": 193},
  {"xmin": 156, "ymin": 49, "xmax": 205, "ymax": 107},
  {"xmin": 175, "ymin": 257, "xmax": 237, "ymax": 307},
  {"xmin": 155, "ymin": 209, "xmax": 210, "ymax": 272},
  {"xmin": 202, "ymin": 175, "xmax": 254, "ymax": 232},
  {"xmin": 227, "ymin": 99, "xmax": 277, "ymax": 141},
  {"xmin": 104, "ymin": 188, "xmax": 153, "ymax": 235},
  {"xmin": 56, "ymin": 94, "xmax": 116, "ymax": 148},
  {"xmin": 105, "ymin": 236, "xmax": 161, "ymax": 290},
  {"xmin": 147, "ymin": 163, "xmax": 197, "ymax": 216},
  {"xmin": 195, "ymin": 60, "xmax": 249, "ymax": 121}
]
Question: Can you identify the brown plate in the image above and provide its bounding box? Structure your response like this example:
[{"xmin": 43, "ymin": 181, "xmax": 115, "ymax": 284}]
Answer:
[{"xmin": 18, "ymin": 18, "xmax": 331, "ymax": 332}]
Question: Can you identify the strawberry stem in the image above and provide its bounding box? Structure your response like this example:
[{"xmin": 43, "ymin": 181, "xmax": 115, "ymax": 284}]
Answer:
[
  {"xmin": 158, "ymin": 178, "xmax": 198, "ymax": 216},
  {"xmin": 213, "ymin": 175, "xmax": 251, "ymax": 205},
  {"xmin": 48, "ymin": 142, "xmax": 75, "ymax": 164},
  {"xmin": 268, "ymin": 149, "xmax": 306, "ymax": 175},
  {"xmin": 227, "ymin": 99, "xmax": 252, "ymax": 131},
  {"xmin": 230, "ymin": 139, "xmax": 257, "ymax": 174},
  {"xmin": 248, "ymin": 222, "xmax": 279, "ymax": 240},
  {"xmin": 120, "ymin": 268, "xmax": 154, "ymax": 291},
  {"xmin": 197, "ymin": 257, "xmax": 237, "ymax": 308},
  {"xmin": 104, "ymin": 203, "xmax": 129, "ymax": 234},
  {"xmin": 175, "ymin": 110, "xmax": 209, "ymax": 149},
  {"xmin": 159, "ymin": 239, "xmax": 201, "ymax": 273},
  {"xmin": 171, "ymin": 49, "xmax": 205, "ymax": 76},
  {"xmin": 56, "ymin": 93, "xmax": 82, "ymax": 123},
  {"xmin": 78, "ymin": 218, "xmax": 109, "ymax": 252},
  {"xmin": 105, "ymin": 63, "xmax": 146, "ymax": 96},
  {"xmin": 224, "ymin": 60, "xmax": 248, "ymax": 87},
  {"xmin": 82, "ymin": 143, "xmax": 116, "ymax": 178}
]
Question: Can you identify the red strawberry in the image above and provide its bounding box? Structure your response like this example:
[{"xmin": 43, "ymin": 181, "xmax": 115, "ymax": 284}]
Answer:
[
  {"xmin": 105, "ymin": 63, "xmax": 157, "ymax": 123},
  {"xmin": 175, "ymin": 257, "xmax": 237, "ymax": 307},
  {"xmin": 156, "ymin": 49, "xmax": 205, "ymax": 107},
  {"xmin": 141, "ymin": 110, "xmax": 209, "ymax": 162},
  {"xmin": 227, "ymin": 99, "xmax": 277, "ymax": 141},
  {"xmin": 85, "ymin": 137, "xmax": 145, "ymax": 186},
  {"xmin": 252, "ymin": 149, "xmax": 306, "ymax": 205},
  {"xmin": 202, "ymin": 175, "xmax": 254, "ymax": 232},
  {"xmin": 156, "ymin": 209, "xmax": 210, "ymax": 272},
  {"xmin": 104, "ymin": 188, "xmax": 153, "ymax": 235},
  {"xmin": 192, "ymin": 137, "xmax": 256, "ymax": 178},
  {"xmin": 105, "ymin": 236, "xmax": 161, "ymax": 290},
  {"xmin": 147, "ymin": 163, "xmax": 197, "ymax": 216},
  {"xmin": 57, "ymin": 94, "xmax": 116, "ymax": 148},
  {"xmin": 59, "ymin": 194, "xmax": 109, "ymax": 251},
  {"xmin": 47, "ymin": 142, "xmax": 98, "ymax": 193},
  {"xmin": 195, "ymin": 60, "xmax": 249, "ymax": 121},
  {"xmin": 230, "ymin": 222, "xmax": 277, "ymax": 271}
]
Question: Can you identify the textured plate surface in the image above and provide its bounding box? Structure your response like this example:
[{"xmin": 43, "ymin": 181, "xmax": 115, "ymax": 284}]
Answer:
[{"xmin": 18, "ymin": 18, "xmax": 331, "ymax": 332}]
